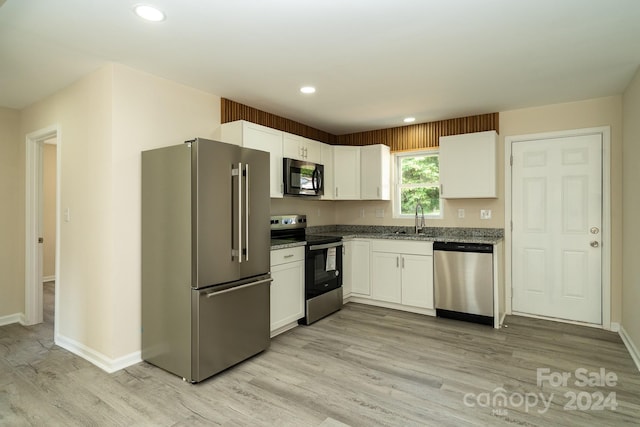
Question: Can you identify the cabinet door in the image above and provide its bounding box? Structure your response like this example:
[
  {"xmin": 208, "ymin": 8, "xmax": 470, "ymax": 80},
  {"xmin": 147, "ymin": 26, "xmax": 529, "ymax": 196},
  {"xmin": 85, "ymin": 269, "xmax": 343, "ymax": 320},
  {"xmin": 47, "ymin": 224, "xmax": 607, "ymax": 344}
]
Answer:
[
  {"xmin": 333, "ymin": 146, "xmax": 361, "ymax": 199},
  {"xmin": 321, "ymin": 144, "xmax": 334, "ymax": 200},
  {"xmin": 282, "ymin": 134, "xmax": 321, "ymax": 163},
  {"xmin": 270, "ymin": 260, "xmax": 304, "ymax": 331},
  {"xmin": 344, "ymin": 240, "xmax": 370, "ymax": 296},
  {"xmin": 401, "ymin": 254, "xmax": 433, "ymax": 309},
  {"xmin": 439, "ymin": 130, "xmax": 497, "ymax": 199},
  {"xmin": 238, "ymin": 122, "xmax": 284, "ymax": 198},
  {"xmin": 360, "ymin": 144, "xmax": 390, "ymax": 200},
  {"xmin": 304, "ymin": 138, "xmax": 322, "ymax": 163},
  {"xmin": 371, "ymin": 251, "xmax": 401, "ymax": 303},
  {"xmin": 283, "ymin": 133, "xmax": 304, "ymax": 160}
]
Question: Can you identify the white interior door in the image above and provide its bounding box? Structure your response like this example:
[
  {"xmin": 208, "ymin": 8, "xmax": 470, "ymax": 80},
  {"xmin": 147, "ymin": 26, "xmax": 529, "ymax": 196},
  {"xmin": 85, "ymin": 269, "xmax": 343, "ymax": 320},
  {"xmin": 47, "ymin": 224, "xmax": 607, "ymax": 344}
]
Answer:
[{"xmin": 511, "ymin": 133, "xmax": 602, "ymax": 324}]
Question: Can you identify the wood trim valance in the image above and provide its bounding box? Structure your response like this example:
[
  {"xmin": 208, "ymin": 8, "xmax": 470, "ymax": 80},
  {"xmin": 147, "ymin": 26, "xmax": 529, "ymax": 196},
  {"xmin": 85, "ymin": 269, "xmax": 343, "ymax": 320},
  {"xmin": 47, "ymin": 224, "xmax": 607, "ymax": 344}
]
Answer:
[
  {"xmin": 221, "ymin": 98, "xmax": 337, "ymax": 144},
  {"xmin": 221, "ymin": 98, "xmax": 498, "ymax": 152}
]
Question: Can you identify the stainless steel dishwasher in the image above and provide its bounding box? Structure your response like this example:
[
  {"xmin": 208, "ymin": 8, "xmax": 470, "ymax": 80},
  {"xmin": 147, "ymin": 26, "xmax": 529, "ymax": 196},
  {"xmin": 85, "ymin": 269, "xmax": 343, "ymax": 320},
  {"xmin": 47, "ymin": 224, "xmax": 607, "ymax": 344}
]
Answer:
[{"xmin": 433, "ymin": 242, "xmax": 494, "ymax": 326}]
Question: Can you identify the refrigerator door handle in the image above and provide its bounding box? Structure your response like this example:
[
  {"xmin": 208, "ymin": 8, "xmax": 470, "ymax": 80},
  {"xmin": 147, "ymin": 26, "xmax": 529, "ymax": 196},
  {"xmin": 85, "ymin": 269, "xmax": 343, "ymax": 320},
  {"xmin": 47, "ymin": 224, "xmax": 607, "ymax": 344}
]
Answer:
[
  {"xmin": 232, "ymin": 163, "xmax": 242, "ymax": 263},
  {"xmin": 205, "ymin": 277, "xmax": 273, "ymax": 298},
  {"xmin": 245, "ymin": 163, "xmax": 250, "ymax": 262}
]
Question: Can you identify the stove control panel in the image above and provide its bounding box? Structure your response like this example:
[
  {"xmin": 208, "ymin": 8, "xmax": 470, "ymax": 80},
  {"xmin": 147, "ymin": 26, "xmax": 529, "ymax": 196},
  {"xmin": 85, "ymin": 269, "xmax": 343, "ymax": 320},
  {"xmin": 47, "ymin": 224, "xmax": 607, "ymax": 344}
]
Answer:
[{"xmin": 270, "ymin": 214, "xmax": 307, "ymax": 229}]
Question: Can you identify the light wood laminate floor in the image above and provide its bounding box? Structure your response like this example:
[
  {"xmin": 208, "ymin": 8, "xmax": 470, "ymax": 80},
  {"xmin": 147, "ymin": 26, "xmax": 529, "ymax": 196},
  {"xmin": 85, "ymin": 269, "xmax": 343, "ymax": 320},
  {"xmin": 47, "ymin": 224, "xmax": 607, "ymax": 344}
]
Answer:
[{"xmin": 1, "ymin": 290, "xmax": 639, "ymax": 426}]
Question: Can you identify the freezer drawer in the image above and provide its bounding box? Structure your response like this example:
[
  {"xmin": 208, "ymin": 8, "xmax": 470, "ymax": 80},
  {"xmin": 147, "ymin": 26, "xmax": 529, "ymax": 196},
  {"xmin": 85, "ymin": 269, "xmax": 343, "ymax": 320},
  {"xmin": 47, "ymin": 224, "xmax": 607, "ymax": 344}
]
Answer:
[
  {"xmin": 434, "ymin": 242, "xmax": 493, "ymax": 325},
  {"xmin": 192, "ymin": 276, "xmax": 271, "ymax": 382}
]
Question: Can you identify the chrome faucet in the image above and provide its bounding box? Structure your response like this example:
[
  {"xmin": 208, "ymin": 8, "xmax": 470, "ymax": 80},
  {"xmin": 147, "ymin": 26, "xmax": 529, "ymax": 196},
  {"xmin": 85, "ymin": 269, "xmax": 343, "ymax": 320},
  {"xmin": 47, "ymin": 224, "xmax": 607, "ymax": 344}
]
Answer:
[{"xmin": 415, "ymin": 203, "xmax": 425, "ymax": 234}]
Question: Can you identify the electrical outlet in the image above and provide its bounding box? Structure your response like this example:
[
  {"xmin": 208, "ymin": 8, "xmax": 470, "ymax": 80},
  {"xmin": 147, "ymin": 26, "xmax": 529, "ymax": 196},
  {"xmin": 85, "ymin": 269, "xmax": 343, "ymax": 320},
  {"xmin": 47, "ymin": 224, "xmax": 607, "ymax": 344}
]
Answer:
[
  {"xmin": 360, "ymin": 208, "xmax": 365, "ymax": 218},
  {"xmin": 458, "ymin": 209, "xmax": 465, "ymax": 219},
  {"xmin": 480, "ymin": 209, "xmax": 492, "ymax": 220}
]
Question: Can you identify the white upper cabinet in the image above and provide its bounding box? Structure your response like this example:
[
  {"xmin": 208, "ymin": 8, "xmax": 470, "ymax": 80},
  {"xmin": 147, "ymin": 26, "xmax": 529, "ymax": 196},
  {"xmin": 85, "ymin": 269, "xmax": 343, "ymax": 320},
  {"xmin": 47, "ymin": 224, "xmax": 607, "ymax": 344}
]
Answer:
[
  {"xmin": 218, "ymin": 120, "xmax": 284, "ymax": 198},
  {"xmin": 283, "ymin": 133, "xmax": 321, "ymax": 163},
  {"xmin": 439, "ymin": 130, "xmax": 498, "ymax": 199},
  {"xmin": 360, "ymin": 144, "xmax": 390, "ymax": 200},
  {"xmin": 333, "ymin": 145, "xmax": 361, "ymax": 200},
  {"xmin": 320, "ymin": 143, "xmax": 334, "ymax": 200}
]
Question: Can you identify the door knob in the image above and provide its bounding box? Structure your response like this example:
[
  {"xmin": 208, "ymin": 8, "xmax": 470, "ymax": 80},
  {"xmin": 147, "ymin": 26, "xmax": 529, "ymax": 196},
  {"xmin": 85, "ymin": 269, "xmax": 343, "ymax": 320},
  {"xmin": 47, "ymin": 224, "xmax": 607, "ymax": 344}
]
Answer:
[
  {"xmin": 590, "ymin": 227, "xmax": 600, "ymax": 234},
  {"xmin": 590, "ymin": 241, "xmax": 599, "ymax": 248}
]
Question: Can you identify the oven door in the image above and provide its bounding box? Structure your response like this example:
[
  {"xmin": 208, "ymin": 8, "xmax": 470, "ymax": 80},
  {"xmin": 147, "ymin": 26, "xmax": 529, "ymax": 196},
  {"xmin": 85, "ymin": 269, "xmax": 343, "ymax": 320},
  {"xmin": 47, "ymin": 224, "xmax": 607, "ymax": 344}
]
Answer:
[
  {"xmin": 305, "ymin": 241, "xmax": 343, "ymax": 298},
  {"xmin": 284, "ymin": 158, "xmax": 324, "ymax": 196}
]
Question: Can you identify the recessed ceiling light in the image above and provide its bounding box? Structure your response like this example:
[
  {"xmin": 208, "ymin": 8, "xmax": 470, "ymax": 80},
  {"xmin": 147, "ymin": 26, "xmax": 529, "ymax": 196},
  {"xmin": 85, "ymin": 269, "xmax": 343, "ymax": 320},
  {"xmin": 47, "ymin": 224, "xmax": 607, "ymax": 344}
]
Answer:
[
  {"xmin": 404, "ymin": 117, "xmax": 416, "ymax": 123},
  {"xmin": 300, "ymin": 86, "xmax": 316, "ymax": 94},
  {"xmin": 133, "ymin": 4, "xmax": 166, "ymax": 22}
]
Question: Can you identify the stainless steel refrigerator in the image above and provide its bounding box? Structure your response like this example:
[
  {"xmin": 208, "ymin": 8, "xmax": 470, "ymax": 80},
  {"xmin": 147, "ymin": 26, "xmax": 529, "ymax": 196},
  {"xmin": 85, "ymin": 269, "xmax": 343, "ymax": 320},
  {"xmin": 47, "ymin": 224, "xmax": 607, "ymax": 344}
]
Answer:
[{"xmin": 141, "ymin": 138, "xmax": 271, "ymax": 383}]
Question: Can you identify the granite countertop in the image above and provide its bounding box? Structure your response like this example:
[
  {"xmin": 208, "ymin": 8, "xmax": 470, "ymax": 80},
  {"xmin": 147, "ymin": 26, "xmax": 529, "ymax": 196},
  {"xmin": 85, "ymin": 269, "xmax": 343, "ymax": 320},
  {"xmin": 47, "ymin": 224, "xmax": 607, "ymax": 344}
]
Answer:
[
  {"xmin": 270, "ymin": 226, "xmax": 504, "ymax": 249},
  {"xmin": 304, "ymin": 231, "xmax": 501, "ymax": 245},
  {"xmin": 270, "ymin": 239, "xmax": 306, "ymax": 250}
]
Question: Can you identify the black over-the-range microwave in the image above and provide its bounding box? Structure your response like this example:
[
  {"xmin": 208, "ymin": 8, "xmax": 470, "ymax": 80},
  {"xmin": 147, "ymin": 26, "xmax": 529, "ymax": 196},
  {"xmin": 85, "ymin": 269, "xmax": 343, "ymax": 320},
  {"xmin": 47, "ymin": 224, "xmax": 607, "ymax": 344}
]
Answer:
[{"xmin": 283, "ymin": 158, "xmax": 324, "ymax": 196}]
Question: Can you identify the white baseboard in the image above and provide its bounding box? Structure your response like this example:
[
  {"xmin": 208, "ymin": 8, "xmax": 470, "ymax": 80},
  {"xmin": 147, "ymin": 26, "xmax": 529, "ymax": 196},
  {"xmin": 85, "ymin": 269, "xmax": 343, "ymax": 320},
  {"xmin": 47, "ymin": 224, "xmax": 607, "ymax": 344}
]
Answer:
[
  {"xmin": 55, "ymin": 333, "xmax": 142, "ymax": 373},
  {"xmin": 619, "ymin": 326, "xmax": 640, "ymax": 373},
  {"xmin": 270, "ymin": 321, "xmax": 299, "ymax": 338},
  {"xmin": 348, "ymin": 296, "xmax": 436, "ymax": 317},
  {"xmin": 0, "ymin": 312, "xmax": 26, "ymax": 327},
  {"xmin": 42, "ymin": 275, "xmax": 55, "ymax": 283}
]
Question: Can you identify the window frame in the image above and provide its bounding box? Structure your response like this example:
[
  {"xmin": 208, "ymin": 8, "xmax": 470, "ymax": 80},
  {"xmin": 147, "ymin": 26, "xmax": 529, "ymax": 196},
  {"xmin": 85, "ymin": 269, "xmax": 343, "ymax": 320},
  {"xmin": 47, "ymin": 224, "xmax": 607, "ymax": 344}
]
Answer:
[{"xmin": 392, "ymin": 149, "xmax": 443, "ymax": 219}]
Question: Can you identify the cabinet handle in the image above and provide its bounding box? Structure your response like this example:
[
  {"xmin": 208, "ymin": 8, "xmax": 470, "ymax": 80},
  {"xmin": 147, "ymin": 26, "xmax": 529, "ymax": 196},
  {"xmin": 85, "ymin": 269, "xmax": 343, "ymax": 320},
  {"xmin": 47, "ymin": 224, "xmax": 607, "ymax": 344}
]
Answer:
[
  {"xmin": 402, "ymin": 257, "xmax": 405, "ymax": 268},
  {"xmin": 336, "ymin": 187, "xmax": 339, "ymax": 198},
  {"xmin": 396, "ymin": 256, "xmax": 399, "ymax": 268},
  {"xmin": 284, "ymin": 254, "xmax": 294, "ymax": 258},
  {"xmin": 440, "ymin": 184, "xmax": 443, "ymax": 196}
]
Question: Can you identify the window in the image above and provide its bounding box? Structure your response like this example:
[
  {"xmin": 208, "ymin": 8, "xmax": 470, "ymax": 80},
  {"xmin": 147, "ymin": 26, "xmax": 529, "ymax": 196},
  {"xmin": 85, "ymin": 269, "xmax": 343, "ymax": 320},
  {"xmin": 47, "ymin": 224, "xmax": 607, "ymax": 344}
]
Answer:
[{"xmin": 393, "ymin": 151, "xmax": 441, "ymax": 218}]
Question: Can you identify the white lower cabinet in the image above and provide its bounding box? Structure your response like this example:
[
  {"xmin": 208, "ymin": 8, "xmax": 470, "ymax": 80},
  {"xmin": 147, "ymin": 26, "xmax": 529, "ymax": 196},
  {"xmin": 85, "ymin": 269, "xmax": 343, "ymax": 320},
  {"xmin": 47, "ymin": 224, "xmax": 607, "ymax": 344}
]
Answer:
[
  {"xmin": 343, "ymin": 239, "xmax": 370, "ymax": 298},
  {"xmin": 370, "ymin": 240, "xmax": 434, "ymax": 309},
  {"xmin": 270, "ymin": 247, "xmax": 305, "ymax": 335}
]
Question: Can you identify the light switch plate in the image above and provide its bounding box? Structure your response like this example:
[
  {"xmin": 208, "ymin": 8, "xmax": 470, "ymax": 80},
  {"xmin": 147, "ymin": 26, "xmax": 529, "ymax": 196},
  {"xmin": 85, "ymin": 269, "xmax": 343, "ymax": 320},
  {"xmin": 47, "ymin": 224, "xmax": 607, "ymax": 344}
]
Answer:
[
  {"xmin": 458, "ymin": 209, "xmax": 465, "ymax": 219},
  {"xmin": 375, "ymin": 208, "xmax": 385, "ymax": 218},
  {"xmin": 480, "ymin": 209, "xmax": 492, "ymax": 220}
]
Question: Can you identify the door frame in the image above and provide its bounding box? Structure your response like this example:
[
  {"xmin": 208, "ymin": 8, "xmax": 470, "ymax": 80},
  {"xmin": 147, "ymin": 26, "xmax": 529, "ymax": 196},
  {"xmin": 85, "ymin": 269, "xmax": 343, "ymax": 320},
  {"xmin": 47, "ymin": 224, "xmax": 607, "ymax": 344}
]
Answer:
[
  {"xmin": 504, "ymin": 126, "xmax": 611, "ymax": 330},
  {"xmin": 25, "ymin": 124, "xmax": 61, "ymax": 331}
]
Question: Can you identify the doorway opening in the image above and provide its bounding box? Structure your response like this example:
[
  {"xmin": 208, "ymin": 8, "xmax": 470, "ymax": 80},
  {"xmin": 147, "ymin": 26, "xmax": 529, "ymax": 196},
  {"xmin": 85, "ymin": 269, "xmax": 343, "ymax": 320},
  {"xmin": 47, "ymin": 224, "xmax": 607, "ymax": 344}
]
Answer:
[{"xmin": 25, "ymin": 125, "xmax": 61, "ymax": 337}]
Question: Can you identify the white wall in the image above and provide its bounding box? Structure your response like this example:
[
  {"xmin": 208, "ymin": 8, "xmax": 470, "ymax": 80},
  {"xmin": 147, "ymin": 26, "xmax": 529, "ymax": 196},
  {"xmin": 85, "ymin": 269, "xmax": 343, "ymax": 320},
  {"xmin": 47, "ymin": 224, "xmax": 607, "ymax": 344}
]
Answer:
[
  {"xmin": 0, "ymin": 107, "xmax": 23, "ymax": 322},
  {"xmin": 18, "ymin": 63, "xmax": 221, "ymax": 366},
  {"xmin": 270, "ymin": 198, "xmax": 336, "ymax": 226},
  {"xmin": 622, "ymin": 67, "xmax": 640, "ymax": 358},
  {"xmin": 20, "ymin": 65, "xmax": 115, "ymax": 355},
  {"xmin": 110, "ymin": 64, "xmax": 220, "ymax": 359}
]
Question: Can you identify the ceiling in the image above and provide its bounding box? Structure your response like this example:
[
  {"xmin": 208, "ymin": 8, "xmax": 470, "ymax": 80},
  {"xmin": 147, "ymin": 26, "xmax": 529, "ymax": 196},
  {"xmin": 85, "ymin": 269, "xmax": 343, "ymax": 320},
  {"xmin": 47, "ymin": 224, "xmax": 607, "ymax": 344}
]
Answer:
[{"xmin": 1, "ymin": 0, "xmax": 639, "ymax": 135}]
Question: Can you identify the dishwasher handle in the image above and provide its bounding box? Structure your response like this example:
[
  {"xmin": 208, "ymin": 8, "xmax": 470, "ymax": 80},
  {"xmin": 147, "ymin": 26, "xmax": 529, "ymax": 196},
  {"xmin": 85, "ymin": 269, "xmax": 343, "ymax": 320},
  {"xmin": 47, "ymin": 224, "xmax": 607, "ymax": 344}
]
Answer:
[{"xmin": 433, "ymin": 241, "xmax": 493, "ymax": 253}]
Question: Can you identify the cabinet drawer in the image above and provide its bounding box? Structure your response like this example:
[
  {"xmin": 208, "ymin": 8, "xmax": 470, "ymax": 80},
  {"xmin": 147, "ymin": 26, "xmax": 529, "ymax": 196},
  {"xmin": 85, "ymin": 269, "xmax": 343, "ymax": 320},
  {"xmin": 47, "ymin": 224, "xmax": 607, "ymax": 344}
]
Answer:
[
  {"xmin": 270, "ymin": 246, "xmax": 305, "ymax": 266},
  {"xmin": 370, "ymin": 239, "xmax": 433, "ymax": 256}
]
